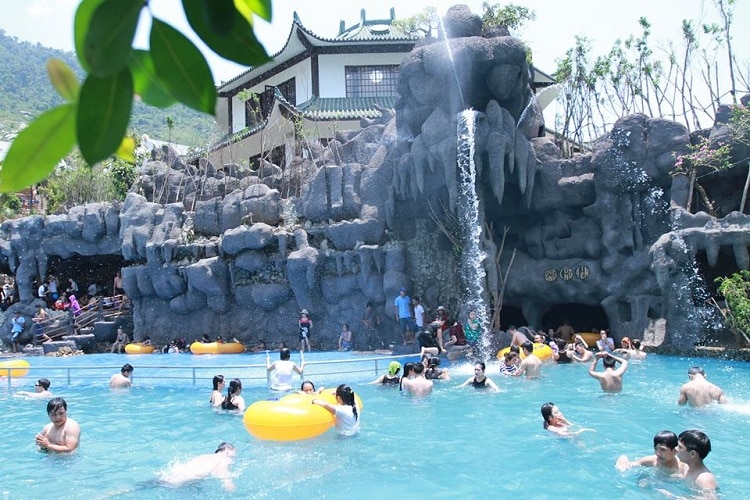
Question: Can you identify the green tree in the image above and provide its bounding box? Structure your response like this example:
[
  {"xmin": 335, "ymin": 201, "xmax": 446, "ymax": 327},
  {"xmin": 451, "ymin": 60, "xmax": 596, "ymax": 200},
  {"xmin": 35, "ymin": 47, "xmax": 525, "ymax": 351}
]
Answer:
[
  {"xmin": 480, "ymin": 2, "xmax": 536, "ymax": 33},
  {"xmin": 0, "ymin": 0, "xmax": 271, "ymax": 192},
  {"xmin": 716, "ymin": 270, "xmax": 750, "ymax": 347}
]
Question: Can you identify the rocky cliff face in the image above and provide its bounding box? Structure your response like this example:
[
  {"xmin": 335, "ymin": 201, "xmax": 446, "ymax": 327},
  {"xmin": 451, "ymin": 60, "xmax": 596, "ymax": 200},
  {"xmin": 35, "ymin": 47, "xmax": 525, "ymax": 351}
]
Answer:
[{"xmin": 2, "ymin": 6, "xmax": 747, "ymax": 350}]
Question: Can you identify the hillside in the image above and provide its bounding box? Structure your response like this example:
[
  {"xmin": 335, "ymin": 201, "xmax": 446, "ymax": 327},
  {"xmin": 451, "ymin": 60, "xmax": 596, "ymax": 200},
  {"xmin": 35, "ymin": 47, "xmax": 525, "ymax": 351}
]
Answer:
[{"xmin": 0, "ymin": 29, "xmax": 221, "ymax": 148}]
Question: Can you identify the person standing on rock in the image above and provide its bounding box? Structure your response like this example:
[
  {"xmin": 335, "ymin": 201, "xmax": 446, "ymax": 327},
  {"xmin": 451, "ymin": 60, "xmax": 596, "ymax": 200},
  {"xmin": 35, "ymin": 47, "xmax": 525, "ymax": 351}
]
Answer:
[
  {"xmin": 298, "ymin": 309, "xmax": 312, "ymax": 352},
  {"xmin": 394, "ymin": 287, "xmax": 412, "ymax": 345}
]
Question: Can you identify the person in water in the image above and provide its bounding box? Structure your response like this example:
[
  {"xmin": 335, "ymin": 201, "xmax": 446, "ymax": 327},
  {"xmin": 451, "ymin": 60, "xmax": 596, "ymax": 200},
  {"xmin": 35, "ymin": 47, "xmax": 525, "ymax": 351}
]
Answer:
[
  {"xmin": 400, "ymin": 362, "xmax": 433, "ymax": 397},
  {"xmin": 35, "ymin": 397, "xmax": 80, "ymax": 453},
  {"xmin": 17, "ymin": 378, "xmax": 53, "ymax": 399},
  {"xmin": 109, "ymin": 363, "xmax": 133, "ymax": 388},
  {"xmin": 615, "ymin": 430, "xmax": 685, "ymax": 476},
  {"xmin": 588, "ymin": 351, "xmax": 628, "ymax": 393},
  {"xmin": 458, "ymin": 362, "xmax": 499, "ymax": 391},
  {"xmin": 210, "ymin": 374, "xmax": 225, "ymax": 407},
  {"xmin": 266, "ymin": 347, "xmax": 304, "ymax": 391},
  {"xmin": 312, "ymin": 384, "xmax": 360, "ymax": 436},
  {"xmin": 220, "ymin": 378, "xmax": 245, "ymax": 413},
  {"xmin": 540, "ymin": 402, "xmax": 595, "ymax": 437},
  {"xmin": 677, "ymin": 366, "xmax": 728, "ymax": 407},
  {"xmin": 299, "ymin": 380, "xmax": 324, "ymax": 394},
  {"xmin": 369, "ymin": 361, "xmax": 401, "ymax": 386},
  {"xmin": 676, "ymin": 429, "xmax": 718, "ymax": 493},
  {"xmin": 158, "ymin": 442, "xmax": 236, "ymax": 491}
]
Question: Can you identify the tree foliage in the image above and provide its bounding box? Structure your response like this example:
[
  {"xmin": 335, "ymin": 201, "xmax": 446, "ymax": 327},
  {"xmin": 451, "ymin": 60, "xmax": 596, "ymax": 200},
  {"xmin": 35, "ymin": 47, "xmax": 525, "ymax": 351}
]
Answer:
[
  {"xmin": 716, "ymin": 270, "xmax": 750, "ymax": 347},
  {"xmin": 480, "ymin": 2, "xmax": 536, "ymax": 33},
  {"xmin": 0, "ymin": 0, "xmax": 271, "ymax": 192}
]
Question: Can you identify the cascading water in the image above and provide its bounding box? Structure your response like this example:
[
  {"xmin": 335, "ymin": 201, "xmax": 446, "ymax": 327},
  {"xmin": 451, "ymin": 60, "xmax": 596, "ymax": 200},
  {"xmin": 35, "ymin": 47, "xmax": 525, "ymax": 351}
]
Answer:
[{"xmin": 456, "ymin": 110, "xmax": 490, "ymax": 359}]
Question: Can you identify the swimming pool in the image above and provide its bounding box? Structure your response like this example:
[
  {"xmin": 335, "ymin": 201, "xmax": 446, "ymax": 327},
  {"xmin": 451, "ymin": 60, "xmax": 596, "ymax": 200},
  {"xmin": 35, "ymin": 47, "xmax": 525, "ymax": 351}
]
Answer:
[{"xmin": 1, "ymin": 352, "xmax": 749, "ymax": 498}]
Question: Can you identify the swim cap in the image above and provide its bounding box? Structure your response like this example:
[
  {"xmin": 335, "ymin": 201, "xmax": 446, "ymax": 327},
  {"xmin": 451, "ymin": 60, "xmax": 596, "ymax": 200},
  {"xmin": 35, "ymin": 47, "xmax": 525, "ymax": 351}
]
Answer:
[
  {"xmin": 437, "ymin": 305, "xmax": 445, "ymax": 311},
  {"xmin": 388, "ymin": 361, "xmax": 401, "ymax": 375}
]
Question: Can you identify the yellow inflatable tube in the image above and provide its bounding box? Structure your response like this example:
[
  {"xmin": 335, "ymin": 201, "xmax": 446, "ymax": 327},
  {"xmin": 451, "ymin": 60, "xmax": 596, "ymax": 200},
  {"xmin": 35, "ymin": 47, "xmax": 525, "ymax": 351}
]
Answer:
[
  {"xmin": 190, "ymin": 341, "xmax": 246, "ymax": 354},
  {"xmin": 124, "ymin": 343, "xmax": 155, "ymax": 354},
  {"xmin": 243, "ymin": 390, "xmax": 365, "ymax": 441},
  {"xmin": 0, "ymin": 359, "xmax": 30, "ymax": 378},
  {"xmin": 243, "ymin": 397, "xmax": 335, "ymax": 441},
  {"xmin": 497, "ymin": 342, "xmax": 554, "ymax": 361}
]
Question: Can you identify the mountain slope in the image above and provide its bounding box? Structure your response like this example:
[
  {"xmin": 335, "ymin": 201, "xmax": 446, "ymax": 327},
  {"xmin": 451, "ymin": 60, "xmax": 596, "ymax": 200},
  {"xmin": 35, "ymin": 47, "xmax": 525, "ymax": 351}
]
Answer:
[{"xmin": 0, "ymin": 29, "xmax": 220, "ymax": 148}]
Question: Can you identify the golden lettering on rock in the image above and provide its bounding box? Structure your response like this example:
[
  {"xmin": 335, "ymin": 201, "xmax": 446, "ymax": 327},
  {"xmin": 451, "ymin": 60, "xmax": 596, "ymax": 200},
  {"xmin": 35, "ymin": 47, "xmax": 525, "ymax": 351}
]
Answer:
[
  {"xmin": 544, "ymin": 269, "xmax": 557, "ymax": 282},
  {"xmin": 560, "ymin": 267, "xmax": 573, "ymax": 280}
]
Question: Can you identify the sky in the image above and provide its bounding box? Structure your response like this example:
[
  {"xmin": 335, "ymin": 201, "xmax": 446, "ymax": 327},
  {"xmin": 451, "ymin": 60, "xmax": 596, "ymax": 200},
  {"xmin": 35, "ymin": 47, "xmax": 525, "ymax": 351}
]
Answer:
[{"xmin": 0, "ymin": 0, "xmax": 747, "ymax": 87}]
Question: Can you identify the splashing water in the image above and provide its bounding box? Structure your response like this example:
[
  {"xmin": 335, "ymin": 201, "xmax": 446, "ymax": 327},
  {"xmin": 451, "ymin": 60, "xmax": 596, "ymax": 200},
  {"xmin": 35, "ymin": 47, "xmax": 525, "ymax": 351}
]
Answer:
[
  {"xmin": 457, "ymin": 110, "xmax": 490, "ymax": 359},
  {"xmin": 438, "ymin": 15, "xmax": 465, "ymax": 109}
]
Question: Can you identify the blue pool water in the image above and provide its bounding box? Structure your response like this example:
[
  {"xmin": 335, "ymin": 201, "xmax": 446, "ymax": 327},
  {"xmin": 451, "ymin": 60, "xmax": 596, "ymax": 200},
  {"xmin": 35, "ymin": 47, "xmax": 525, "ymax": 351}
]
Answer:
[{"xmin": 2, "ymin": 352, "xmax": 750, "ymax": 499}]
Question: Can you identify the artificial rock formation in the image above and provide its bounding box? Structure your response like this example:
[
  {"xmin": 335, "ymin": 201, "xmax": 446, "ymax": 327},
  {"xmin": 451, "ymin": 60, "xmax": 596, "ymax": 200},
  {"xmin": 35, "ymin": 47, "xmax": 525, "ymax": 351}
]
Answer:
[{"xmin": 2, "ymin": 6, "xmax": 747, "ymax": 350}]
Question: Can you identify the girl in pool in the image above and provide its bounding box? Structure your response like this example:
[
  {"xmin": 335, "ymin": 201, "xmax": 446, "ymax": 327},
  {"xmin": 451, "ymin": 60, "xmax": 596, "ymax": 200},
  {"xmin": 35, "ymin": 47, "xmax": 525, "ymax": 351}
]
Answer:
[
  {"xmin": 299, "ymin": 380, "xmax": 324, "ymax": 394},
  {"xmin": 312, "ymin": 384, "xmax": 360, "ymax": 436},
  {"xmin": 210, "ymin": 374, "xmax": 225, "ymax": 407},
  {"xmin": 541, "ymin": 402, "xmax": 595, "ymax": 437},
  {"xmin": 221, "ymin": 379, "xmax": 245, "ymax": 413},
  {"xmin": 267, "ymin": 348, "xmax": 304, "ymax": 391}
]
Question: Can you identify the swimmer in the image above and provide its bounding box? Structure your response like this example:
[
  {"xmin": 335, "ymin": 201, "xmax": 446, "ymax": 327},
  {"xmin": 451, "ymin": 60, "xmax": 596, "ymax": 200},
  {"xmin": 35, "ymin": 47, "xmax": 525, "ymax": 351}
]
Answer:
[
  {"xmin": 677, "ymin": 367, "xmax": 728, "ymax": 407},
  {"xmin": 571, "ymin": 336, "xmax": 593, "ymax": 362},
  {"xmin": 513, "ymin": 341, "xmax": 542, "ymax": 379},
  {"xmin": 676, "ymin": 429, "xmax": 718, "ymax": 492},
  {"xmin": 401, "ymin": 362, "xmax": 433, "ymax": 397},
  {"xmin": 158, "ymin": 442, "xmax": 236, "ymax": 491},
  {"xmin": 220, "ymin": 378, "xmax": 245, "ymax": 413},
  {"xmin": 266, "ymin": 347, "xmax": 304, "ymax": 391},
  {"xmin": 369, "ymin": 361, "xmax": 401, "ymax": 386},
  {"xmin": 540, "ymin": 402, "xmax": 595, "ymax": 437},
  {"xmin": 615, "ymin": 430, "xmax": 685, "ymax": 476},
  {"xmin": 588, "ymin": 351, "xmax": 628, "ymax": 393},
  {"xmin": 210, "ymin": 375, "xmax": 225, "ymax": 407},
  {"xmin": 35, "ymin": 397, "xmax": 80, "ymax": 453},
  {"xmin": 299, "ymin": 380, "xmax": 324, "ymax": 394},
  {"xmin": 17, "ymin": 378, "xmax": 53, "ymax": 399},
  {"xmin": 312, "ymin": 384, "xmax": 360, "ymax": 436},
  {"xmin": 458, "ymin": 362, "xmax": 500, "ymax": 391},
  {"xmin": 109, "ymin": 363, "xmax": 133, "ymax": 388}
]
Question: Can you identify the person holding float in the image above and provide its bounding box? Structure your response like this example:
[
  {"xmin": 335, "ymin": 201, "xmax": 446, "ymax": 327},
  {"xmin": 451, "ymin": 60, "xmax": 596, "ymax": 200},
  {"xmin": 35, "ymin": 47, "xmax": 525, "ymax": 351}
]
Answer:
[{"xmin": 311, "ymin": 384, "xmax": 360, "ymax": 436}]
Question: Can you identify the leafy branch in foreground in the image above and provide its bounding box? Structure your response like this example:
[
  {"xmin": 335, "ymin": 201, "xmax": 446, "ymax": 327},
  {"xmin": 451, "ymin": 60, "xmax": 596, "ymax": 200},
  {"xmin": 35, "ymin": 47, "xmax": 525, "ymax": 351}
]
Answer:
[{"xmin": 0, "ymin": 0, "xmax": 271, "ymax": 193}]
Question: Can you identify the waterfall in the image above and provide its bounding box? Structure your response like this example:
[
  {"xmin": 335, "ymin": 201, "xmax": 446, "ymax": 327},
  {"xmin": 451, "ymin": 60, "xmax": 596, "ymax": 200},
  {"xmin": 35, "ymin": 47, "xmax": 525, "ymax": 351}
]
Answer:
[{"xmin": 457, "ymin": 110, "xmax": 490, "ymax": 359}]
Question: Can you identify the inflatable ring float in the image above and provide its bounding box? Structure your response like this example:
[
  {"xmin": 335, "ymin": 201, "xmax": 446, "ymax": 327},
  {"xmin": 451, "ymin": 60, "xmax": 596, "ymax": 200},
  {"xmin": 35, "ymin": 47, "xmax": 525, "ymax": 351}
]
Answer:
[
  {"xmin": 190, "ymin": 341, "xmax": 245, "ymax": 354},
  {"xmin": 0, "ymin": 359, "xmax": 30, "ymax": 378},
  {"xmin": 243, "ymin": 389, "xmax": 364, "ymax": 441},
  {"xmin": 124, "ymin": 343, "xmax": 155, "ymax": 354},
  {"xmin": 497, "ymin": 342, "xmax": 554, "ymax": 361}
]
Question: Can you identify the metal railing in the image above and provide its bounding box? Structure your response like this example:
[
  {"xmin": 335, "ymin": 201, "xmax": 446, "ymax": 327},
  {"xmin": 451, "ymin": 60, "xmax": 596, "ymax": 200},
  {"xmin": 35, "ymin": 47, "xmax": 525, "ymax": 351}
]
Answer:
[
  {"xmin": 33, "ymin": 294, "xmax": 131, "ymax": 342},
  {"xmin": 2, "ymin": 353, "xmax": 419, "ymax": 389}
]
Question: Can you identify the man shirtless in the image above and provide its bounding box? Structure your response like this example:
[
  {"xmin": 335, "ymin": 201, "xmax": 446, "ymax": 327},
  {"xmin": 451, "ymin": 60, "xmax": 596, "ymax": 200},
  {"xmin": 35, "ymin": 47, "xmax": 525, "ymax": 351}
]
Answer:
[
  {"xmin": 35, "ymin": 397, "xmax": 80, "ymax": 453},
  {"xmin": 513, "ymin": 341, "xmax": 542, "ymax": 379},
  {"xmin": 508, "ymin": 325, "xmax": 529, "ymax": 348},
  {"xmin": 109, "ymin": 363, "xmax": 133, "ymax": 388},
  {"xmin": 17, "ymin": 378, "xmax": 53, "ymax": 399},
  {"xmin": 588, "ymin": 352, "xmax": 628, "ymax": 393},
  {"xmin": 158, "ymin": 442, "xmax": 236, "ymax": 491},
  {"xmin": 400, "ymin": 362, "xmax": 433, "ymax": 397},
  {"xmin": 677, "ymin": 367, "xmax": 728, "ymax": 407},
  {"xmin": 615, "ymin": 430, "xmax": 685, "ymax": 476},
  {"xmin": 676, "ymin": 429, "xmax": 718, "ymax": 493}
]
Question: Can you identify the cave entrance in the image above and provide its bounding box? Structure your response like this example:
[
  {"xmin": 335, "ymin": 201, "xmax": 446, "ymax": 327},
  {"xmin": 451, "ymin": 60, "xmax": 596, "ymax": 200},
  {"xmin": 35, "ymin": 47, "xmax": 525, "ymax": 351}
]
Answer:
[
  {"xmin": 540, "ymin": 303, "xmax": 609, "ymax": 334},
  {"xmin": 498, "ymin": 305, "xmax": 527, "ymax": 331},
  {"xmin": 694, "ymin": 247, "xmax": 741, "ymax": 302},
  {"xmin": 45, "ymin": 254, "xmax": 126, "ymax": 297}
]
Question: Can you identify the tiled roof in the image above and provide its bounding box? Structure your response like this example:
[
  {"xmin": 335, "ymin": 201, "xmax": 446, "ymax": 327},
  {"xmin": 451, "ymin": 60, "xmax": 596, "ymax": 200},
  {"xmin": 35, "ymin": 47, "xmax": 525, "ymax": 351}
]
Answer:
[{"xmin": 296, "ymin": 96, "xmax": 397, "ymax": 119}]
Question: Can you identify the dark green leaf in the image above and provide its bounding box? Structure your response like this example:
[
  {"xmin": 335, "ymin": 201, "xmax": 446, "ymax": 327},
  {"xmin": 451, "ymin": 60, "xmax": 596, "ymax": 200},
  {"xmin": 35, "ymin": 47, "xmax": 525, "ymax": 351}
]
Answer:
[
  {"xmin": 235, "ymin": 0, "xmax": 272, "ymax": 23},
  {"xmin": 77, "ymin": 69, "xmax": 134, "ymax": 165},
  {"xmin": 74, "ymin": 0, "xmax": 105, "ymax": 72},
  {"xmin": 201, "ymin": 0, "xmax": 234, "ymax": 34},
  {"xmin": 150, "ymin": 19, "xmax": 217, "ymax": 114},
  {"xmin": 128, "ymin": 50, "xmax": 176, "ymax": 108},
  {"xmin": 83, "ymin": 0, "xmax": 142, "ymax": 76},
  {"xmin": 183, "ymin": 0, "xmax": 270, "ymax": 66},
  {"xmin": 47, "ymin": 58, "xmax": 80, "ymax": 102},
  {"xmin": 0, "ymin": 104, "xmax": 76, "ymax": 192}
]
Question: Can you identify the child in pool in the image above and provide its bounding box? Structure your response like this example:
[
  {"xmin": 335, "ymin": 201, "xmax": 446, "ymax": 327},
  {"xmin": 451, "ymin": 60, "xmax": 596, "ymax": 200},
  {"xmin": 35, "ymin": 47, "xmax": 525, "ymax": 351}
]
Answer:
[
  {"xmin": 312, "ymin": 384, "xmax": 360, "ymax": 436},
  {"xmin": 220, "ymin": 379, "xmax": 245, "ymax": 413}
]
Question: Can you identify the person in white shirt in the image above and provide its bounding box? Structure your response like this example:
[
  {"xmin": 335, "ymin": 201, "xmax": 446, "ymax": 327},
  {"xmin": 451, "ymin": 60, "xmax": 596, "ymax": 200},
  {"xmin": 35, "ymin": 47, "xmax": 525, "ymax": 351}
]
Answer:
[
  {"xmin": 312, "ymin": 384, "xmax": 360, "ymax": 436},
  {"xmin": 266, "ymin": 348, "xmax": 303, "ymax": 391}
]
